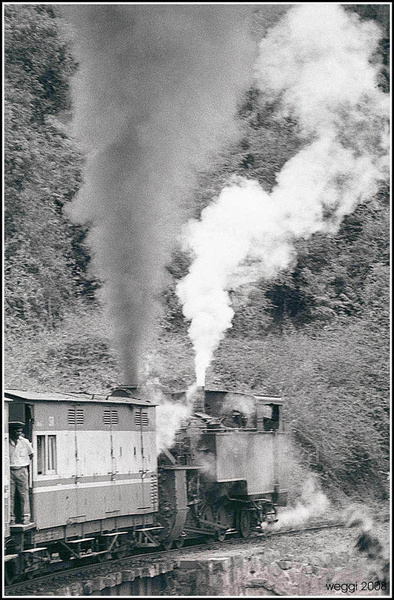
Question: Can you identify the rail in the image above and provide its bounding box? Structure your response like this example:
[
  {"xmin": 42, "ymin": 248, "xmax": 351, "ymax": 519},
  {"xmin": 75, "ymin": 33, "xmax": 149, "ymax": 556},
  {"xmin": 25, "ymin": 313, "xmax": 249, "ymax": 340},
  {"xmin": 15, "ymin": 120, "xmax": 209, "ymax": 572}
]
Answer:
[{"xmin": 5, "ymin": 521, "xmax": 345, "ymax": 595}]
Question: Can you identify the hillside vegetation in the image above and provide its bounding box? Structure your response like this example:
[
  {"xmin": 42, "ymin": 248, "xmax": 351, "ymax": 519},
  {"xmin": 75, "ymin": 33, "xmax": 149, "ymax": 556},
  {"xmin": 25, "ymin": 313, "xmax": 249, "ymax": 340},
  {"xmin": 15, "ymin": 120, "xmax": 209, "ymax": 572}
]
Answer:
[{"xmin": 4, "ymin": 4, "xmax": 390, "ymax": 503}]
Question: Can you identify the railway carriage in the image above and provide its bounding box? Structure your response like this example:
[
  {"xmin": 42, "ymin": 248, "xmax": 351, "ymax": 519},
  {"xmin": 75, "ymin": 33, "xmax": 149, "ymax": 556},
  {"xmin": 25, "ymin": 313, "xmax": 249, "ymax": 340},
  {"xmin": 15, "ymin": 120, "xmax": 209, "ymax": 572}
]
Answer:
[{"xmin": 4, "ymin": 387, "xmax": 159, "ymax": 583}]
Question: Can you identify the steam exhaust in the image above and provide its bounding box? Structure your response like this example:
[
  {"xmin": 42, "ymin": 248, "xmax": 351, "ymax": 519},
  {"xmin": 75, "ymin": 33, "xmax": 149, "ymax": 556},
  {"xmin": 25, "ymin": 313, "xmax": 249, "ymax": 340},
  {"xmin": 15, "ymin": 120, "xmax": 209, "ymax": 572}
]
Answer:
[{"xmin": 177, "ymin": 4, "xmax": 389, "ymax": 386}]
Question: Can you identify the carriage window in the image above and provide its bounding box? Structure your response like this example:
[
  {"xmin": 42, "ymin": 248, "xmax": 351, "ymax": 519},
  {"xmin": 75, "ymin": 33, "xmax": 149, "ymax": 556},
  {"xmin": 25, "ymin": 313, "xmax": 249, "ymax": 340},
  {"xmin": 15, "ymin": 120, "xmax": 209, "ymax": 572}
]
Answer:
[
  {"xmin": 263, "ymin": 405, "xmax": 279, "ymax": 431},
  {"xmin": 36, "ymin": 435, "xmax": 57, "ymax": 474},
  {"xmin": 37, "ymin": 435, "xmax": 46, "ymax": 475},
  {"xmin": 47, "ymin": 435, "xmax": 57, "ymax": 472}
]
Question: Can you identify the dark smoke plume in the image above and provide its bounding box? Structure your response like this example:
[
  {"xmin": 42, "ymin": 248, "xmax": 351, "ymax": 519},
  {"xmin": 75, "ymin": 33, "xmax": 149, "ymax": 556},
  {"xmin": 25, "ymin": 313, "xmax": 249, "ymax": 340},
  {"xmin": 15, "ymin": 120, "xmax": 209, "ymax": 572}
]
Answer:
[{"xmin": 62, "ymin": 5, "xmax": 255, "ymax": 382}]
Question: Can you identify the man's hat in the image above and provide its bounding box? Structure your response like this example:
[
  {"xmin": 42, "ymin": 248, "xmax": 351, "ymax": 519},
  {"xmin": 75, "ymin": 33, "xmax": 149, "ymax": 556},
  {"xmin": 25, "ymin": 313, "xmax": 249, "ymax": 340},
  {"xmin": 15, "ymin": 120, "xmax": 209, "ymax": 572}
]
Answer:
[{"xmin": 9, "ymin": 421, "xmax": 24, "ymax": 429}]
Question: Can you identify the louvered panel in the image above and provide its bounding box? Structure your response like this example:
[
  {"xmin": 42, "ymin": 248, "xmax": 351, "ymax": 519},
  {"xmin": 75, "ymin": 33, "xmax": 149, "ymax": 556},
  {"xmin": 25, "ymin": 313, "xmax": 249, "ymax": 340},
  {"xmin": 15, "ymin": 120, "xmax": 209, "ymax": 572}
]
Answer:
[
  {"xmin": 103, "ymin": 408, "xmax": 119, "ymax": 425},
  {"xmin": 68, "ymin": 407, "xmax": 84, "ymax": 425},
  {"xmin": 76, "ymin": 409, "xmax": 84, "ymax": 424}
]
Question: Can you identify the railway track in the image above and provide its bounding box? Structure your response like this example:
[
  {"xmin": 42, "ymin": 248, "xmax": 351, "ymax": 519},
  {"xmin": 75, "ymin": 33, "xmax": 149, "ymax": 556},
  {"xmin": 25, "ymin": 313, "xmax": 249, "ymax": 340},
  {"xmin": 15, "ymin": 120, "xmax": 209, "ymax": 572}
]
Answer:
[{"xmin": 5, "ymin": 521, "xmax": 345, "ymax": 596}]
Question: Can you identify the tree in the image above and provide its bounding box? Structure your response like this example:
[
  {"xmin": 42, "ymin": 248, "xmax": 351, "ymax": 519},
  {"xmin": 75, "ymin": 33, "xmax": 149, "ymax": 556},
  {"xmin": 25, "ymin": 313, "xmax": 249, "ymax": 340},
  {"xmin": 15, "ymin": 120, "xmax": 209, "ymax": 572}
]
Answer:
[{"xmin": 4, "ymin": 4, "xmax": 95, "ymax": 331}]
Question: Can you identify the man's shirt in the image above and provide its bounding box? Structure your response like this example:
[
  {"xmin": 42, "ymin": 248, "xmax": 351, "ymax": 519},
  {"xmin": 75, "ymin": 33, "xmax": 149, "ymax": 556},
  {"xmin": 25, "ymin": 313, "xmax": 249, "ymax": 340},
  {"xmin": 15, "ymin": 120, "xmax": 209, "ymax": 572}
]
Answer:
[{"xmin": 9, "ymin": 437, "xmax": 34, "ymax": 468}]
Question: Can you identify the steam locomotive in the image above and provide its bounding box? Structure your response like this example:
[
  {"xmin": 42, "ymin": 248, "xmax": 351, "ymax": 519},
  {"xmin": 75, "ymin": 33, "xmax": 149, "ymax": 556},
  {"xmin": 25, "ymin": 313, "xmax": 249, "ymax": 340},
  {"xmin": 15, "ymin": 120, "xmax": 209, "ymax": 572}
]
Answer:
[{"xmin": 4, "ymin": 386, "xmax": 289, "ymax": 584}]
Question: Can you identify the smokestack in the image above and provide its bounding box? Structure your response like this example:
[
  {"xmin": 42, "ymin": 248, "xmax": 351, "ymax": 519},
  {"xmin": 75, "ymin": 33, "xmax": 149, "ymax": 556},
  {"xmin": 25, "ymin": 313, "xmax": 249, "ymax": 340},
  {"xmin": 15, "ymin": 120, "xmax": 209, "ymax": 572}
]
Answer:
[{"xmin": 193, "ymin": 386, "xmax": 206, "ymax": 413}]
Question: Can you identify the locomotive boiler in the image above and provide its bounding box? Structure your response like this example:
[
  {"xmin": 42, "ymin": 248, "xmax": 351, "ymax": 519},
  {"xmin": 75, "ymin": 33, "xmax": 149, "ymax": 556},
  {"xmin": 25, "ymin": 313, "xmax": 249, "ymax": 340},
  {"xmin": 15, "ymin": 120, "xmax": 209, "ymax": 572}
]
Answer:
[{"xmin": 4, "ymin": 385, "xmax": 289, "ymax": 583}]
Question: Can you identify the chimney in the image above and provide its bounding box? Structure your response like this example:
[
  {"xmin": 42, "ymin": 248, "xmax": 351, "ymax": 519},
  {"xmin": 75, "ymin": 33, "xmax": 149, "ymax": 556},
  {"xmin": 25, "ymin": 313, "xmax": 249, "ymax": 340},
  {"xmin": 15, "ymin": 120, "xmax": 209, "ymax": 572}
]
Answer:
[{"xmin": 193, "ymin": 386, "xmax": 206, "ymax": 412}]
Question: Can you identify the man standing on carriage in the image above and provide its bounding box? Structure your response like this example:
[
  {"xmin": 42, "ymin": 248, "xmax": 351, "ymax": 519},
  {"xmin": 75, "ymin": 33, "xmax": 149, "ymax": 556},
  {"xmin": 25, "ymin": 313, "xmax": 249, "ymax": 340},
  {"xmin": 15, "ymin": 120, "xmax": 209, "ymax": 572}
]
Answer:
[{"xmin": 9, "ymin": 422, "xmax": 34, "ymax": 525}]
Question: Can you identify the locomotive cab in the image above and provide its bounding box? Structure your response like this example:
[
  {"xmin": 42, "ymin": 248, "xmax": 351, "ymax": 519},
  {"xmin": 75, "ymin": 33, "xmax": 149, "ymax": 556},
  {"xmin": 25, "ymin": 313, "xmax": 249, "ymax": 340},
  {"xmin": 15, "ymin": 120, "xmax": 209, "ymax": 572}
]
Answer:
[{"xmin": 201, "ymin": 389, "xmax": 284, "ymax": 432}]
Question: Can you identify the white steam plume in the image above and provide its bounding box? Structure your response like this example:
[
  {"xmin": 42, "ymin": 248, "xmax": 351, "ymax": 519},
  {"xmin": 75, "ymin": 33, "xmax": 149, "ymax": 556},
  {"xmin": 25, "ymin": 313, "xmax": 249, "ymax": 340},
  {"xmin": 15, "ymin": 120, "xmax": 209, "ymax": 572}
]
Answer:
[
  {"xmin": 140, "ymin": 357, "xmax": 194, "ymax": 453},
  {"xmin": 176, "ymin": 4, "xmax": 389, "ymax": 386},
  {"xmin": 61, "ymin": 5, "xmax": 255, "ymax": 384},
  {"xmin": 155, "ymin": 397, "xmax": 190, "ymax": 454},
  {"xmin": 273, "ymin": 476, "xmax": 330, "ymax": 530}
]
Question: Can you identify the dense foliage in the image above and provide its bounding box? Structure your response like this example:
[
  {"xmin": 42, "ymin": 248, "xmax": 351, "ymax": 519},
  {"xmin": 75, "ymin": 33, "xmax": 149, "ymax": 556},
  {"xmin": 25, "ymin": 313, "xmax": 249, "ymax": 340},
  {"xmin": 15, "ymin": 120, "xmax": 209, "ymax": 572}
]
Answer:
[
  {"xmin": 4, "ymin": 5, "xmax": 390, "ymax": 503},
  {"xmin": 4, "ymin": 4, "xmax": 96, "ymax": 334}
]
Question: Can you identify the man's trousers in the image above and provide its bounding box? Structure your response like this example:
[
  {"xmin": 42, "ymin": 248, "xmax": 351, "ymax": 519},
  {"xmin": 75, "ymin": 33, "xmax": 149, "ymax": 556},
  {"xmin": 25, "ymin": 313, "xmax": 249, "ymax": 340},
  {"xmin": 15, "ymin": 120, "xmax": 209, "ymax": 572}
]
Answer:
[{"xmin": 10, "ymin": 467, "xmax": 31, "ymax": 524}]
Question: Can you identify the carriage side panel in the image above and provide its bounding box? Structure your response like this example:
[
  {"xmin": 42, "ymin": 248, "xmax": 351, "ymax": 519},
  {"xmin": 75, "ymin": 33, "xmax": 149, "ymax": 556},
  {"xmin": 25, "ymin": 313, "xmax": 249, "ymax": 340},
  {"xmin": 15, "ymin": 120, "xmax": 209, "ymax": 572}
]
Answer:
[{"xmin": 31, "ymin": 401, "xmax": 157, "ymax": 531}]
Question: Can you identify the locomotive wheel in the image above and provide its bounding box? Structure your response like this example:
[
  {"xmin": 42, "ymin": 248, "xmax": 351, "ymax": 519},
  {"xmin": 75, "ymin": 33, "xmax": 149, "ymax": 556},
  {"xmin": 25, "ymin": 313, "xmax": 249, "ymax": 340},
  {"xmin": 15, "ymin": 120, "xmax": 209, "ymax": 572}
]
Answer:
[
  {"xmin": 173, "ymin": 537, "xmax": 184, "ymax": 549},
  {"xmin": 199, "ymin": 504, "xmax": 215, "ymax": 542},
  {"xmin": 216, "ymin": 528, "xmax": 226, "ymax": 542},
  {"xmin": 266, "ymin": 505, "xmax": 278, "ymax": 524},
  {"xmin": 201, "ymin": 505, "xmax": 214, "ymax": 521},
  {"xmin": 237, "ymin": 508, "xmax": 252, "ymax": 538},
  {"xmin": 216, "ymin": 504, "xmax": 232, "ymax": 542}
]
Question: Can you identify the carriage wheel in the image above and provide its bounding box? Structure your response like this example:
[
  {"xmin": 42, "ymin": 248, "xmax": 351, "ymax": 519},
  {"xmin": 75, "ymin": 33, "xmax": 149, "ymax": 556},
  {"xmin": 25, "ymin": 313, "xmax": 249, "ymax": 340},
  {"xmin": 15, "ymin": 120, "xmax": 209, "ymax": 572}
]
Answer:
[
  {"xmin": 24, "ymin": 570, "xmax": 35, "ymax": 580},
  {"xmin": 162, "ymin": 538, "xmax": 173, "ymax": 550},
  {"xmin": 22, "ymin": 554, "xmax": 36, "ymax": 580},
  {"xmin": 111, "ymin": 539, "xmax": 128, "ymax": 559},
  {"xmin": 96, "ymin": 551, "xmax": 109, "ymax": 563},
  {"xmin": 58, "ymin": 546, "xmax": 72, "ymax": 562},
  {"xmin": 5, "ymin": 560, "xmax": 17, "ymax": 586},
  {"xmin": 173, "ymin": 537, "xmax": 184, "ymax": 549}
]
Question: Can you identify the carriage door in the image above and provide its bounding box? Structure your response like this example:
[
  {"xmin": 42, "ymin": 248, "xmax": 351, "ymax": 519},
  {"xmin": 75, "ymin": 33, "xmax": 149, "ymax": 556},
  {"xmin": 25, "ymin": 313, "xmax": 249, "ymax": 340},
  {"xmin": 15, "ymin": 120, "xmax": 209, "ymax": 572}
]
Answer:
[
  {"xmin": 136, "ymin": 407, "xmax": 150, "ymax": 512},
  {"xmin": 103, "ymin": 406, "xmax": 121, "ymax": 518},
  {"xmin": 25, "ymin": 404, "xmax": 34, "ymax": 518},
  {"xmin": 68, "ymin": 403, "xmax": 86, "ymax": 522}
]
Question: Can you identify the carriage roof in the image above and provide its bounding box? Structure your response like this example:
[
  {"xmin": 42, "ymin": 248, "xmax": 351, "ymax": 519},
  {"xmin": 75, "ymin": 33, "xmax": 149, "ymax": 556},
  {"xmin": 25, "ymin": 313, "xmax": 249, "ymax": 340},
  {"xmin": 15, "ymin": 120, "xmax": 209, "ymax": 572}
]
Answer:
[{"xmin": 4, "ymin": 389, "xmax": 156, "ymax": 406}]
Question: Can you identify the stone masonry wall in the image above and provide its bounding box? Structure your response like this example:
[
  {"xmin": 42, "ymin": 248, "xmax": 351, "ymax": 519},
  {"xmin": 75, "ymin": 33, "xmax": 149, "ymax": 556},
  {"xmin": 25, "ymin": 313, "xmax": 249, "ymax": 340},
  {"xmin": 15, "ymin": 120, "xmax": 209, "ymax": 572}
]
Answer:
[{"xmin": 170, "ymin": 550, "xmax": 388, "ymax": 596}]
